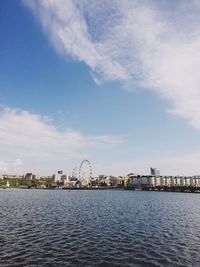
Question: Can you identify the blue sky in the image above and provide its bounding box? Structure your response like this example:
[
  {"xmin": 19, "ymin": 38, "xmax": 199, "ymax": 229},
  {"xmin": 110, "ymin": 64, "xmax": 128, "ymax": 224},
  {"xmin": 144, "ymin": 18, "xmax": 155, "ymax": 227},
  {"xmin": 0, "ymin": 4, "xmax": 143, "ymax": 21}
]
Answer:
[{"xmin": 1, "ymin": 0, "xmax": 200, "ymax": 176}]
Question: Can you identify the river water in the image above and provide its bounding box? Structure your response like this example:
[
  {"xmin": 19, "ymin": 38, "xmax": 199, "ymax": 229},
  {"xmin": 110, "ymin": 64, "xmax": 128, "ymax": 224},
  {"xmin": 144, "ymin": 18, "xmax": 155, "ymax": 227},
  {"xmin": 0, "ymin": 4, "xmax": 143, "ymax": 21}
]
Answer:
[{"xmin": 0, "ymin": 189, "xmax": 200, "ymax": 266}]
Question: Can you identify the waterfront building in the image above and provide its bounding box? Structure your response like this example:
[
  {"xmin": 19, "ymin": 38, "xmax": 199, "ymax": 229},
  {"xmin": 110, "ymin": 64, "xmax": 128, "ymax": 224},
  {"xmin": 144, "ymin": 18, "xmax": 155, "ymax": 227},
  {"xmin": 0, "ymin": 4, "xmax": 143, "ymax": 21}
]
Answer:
[
  {"xmin": 184, "ymin": 176, "xmax": 191, "ymax": 186},
  {"xmin": 173, "ymin": 176, "xmax": 181, "ymax": 186},
  {"xmin": 193, "ymin": 176, "xmax": 200, "ymax": 187},
  {"xmin": 81, "ymin": 178, "xmax": 91, "ymax": 187},
  {"xmin": 2, "ymin": 174, "xmax": 22, "ymax": 179},
  {"xmin": 24, "ymin": 173, "xmax": 37, "ymax": 180},
  {"xmin": 125, "ymin": 173, "xmax": 200, "ymax": 190},
  {"xmin": 149, "ymin": 176, "xmax": 155, "ymax": 187},
  {"xmin": 117, "ymin": 176, "xmax": 128, "ymax": 187},
  {"xmin": 128, "ymin": 175, "xmax": 141, "ymax": 186},
  {"xmin": 165, "ymin": 176, "xmax": 170, "ymax": 187},
  {"xmin": 155, "ymin": 176, "xmax": 161, "ymax": 186},
  {"xmin": 54, "ymin": 170, "xmax": 63, "ymax": 182},
  {"xmin": 190, "ymin": 177, "xmax": 196, "ymax": 187},
  {"xmin": 63, "ymin": 176, "xmax": 79, "ymax": 187},
  {"xmin": 105, "ymin": 176, "xmax": 118, "ymax": 187},
  {"xmin": 62, "ymin": 175, "xmax": 69, "ymax": 184}
]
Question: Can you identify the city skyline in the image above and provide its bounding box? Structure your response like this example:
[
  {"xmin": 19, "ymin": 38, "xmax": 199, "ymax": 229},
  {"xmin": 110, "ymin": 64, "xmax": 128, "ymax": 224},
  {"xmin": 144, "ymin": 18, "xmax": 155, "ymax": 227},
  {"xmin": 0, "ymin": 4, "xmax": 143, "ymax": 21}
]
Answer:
[{"xmin": 1, "ymin": 0, "xmax": 200, "ymax": 176}]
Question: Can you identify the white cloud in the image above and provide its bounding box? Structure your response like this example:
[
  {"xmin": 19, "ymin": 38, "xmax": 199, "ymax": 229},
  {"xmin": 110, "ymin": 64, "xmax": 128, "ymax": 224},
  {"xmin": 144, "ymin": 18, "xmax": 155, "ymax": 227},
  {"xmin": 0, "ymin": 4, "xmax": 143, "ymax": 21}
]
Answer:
[
  {"xmin": 23, "ymin": 0, "xmax": 200, "ymax": 129},
  {"xmin": 0, "ymin": 159, "xmax": 23, "ymax": 174},
  {"xmin": 0, "ymin": 108, "xmax": 122, "ymax": 174},
  {"xmin": 0, "ymin": 161, "xmax": 9, "ymax": 173}
]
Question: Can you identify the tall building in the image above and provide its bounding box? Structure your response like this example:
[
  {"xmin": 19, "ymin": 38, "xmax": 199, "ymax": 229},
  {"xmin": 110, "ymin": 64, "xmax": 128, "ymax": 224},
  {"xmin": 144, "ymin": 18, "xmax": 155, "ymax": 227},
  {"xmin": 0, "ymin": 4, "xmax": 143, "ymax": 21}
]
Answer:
[
  {"xmin": 55, "ymin": 170, "xmax": 63, "ymax": 182},
  {"xmin": 150, "ymin": 167, "xmax": 160, "ymax": 176},
  {"xmin": 24, "ymin": 173, "xmax": 37, "ymax": 180}
]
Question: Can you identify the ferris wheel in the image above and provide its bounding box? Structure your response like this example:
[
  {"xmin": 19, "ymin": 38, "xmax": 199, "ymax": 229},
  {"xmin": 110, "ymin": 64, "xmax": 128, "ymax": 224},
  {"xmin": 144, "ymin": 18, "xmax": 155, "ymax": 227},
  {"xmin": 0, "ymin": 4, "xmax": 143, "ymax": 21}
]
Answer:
[{"xmin": 78, "ymin": 159, "xmax": 92, "ymax": 181}]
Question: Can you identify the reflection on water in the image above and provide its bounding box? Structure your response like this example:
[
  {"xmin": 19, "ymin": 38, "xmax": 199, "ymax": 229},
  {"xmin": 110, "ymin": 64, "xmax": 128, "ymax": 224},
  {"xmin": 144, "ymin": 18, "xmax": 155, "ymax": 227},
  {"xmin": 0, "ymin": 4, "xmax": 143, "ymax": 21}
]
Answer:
[{"xmin": 0, "ymin": 189, "xmax": 200, "ymax": 266}]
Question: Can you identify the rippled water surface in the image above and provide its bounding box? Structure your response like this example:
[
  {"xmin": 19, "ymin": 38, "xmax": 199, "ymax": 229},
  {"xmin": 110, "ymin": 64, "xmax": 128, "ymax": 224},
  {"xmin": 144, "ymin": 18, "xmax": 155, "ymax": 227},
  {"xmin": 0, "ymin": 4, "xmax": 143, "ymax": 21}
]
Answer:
[{"xmin": 1, "ymin": 189, "xmax": 200, "ymax": 266}]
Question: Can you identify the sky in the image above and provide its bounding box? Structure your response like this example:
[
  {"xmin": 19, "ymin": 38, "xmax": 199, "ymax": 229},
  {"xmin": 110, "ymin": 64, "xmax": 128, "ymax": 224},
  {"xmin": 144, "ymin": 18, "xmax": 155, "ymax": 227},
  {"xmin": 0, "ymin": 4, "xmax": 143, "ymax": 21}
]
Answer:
[{"xmin": 1, "ymin": 0, "xmax": 200, "ymax": 176}]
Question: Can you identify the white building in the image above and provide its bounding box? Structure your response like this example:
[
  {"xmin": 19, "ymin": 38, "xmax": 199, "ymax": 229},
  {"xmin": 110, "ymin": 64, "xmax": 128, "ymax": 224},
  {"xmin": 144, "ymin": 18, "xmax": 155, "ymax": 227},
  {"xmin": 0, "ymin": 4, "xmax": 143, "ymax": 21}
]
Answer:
[{"xmin": 54, "ymin": 170, "xmax": 63, "ymax": 182}]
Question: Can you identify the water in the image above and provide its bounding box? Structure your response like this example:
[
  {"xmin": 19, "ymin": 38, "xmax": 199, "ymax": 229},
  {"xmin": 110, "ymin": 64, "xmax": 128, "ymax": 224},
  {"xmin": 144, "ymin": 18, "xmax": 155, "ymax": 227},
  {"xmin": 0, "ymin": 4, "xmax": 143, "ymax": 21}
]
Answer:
[{"xmin": 1, "ymin": 189, "xmax": 200, "ymax": 267}]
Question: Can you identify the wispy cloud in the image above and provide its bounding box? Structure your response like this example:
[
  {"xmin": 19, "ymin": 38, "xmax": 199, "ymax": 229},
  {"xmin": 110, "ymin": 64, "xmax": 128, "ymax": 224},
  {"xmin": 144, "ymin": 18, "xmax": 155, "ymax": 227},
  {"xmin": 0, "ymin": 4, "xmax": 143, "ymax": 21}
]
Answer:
[
  {"xmin": 24, "ymin": 0, "xmax": 200, "ymax": 129},
  {"xmin": 0, "ymin": 107, "xmax": 122, "ymax": 174}
]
